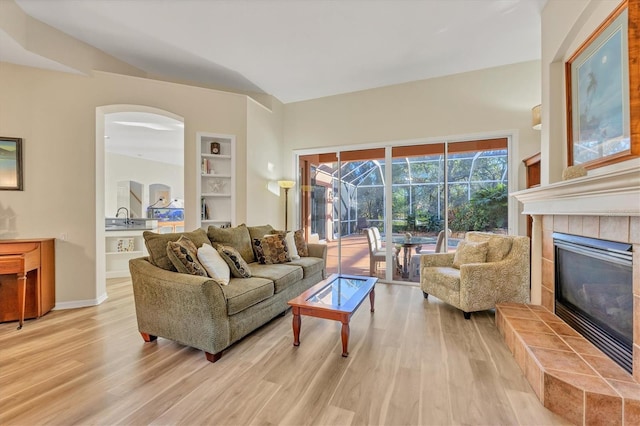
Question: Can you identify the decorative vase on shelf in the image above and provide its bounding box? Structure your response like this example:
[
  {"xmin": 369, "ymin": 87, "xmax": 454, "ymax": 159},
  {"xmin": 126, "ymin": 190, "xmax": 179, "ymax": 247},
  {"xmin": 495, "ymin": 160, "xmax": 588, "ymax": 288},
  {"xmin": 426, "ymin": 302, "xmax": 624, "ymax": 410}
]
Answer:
[{"xmin": 404, "ymin": 232, "xmax": 412, "ymax": 243}]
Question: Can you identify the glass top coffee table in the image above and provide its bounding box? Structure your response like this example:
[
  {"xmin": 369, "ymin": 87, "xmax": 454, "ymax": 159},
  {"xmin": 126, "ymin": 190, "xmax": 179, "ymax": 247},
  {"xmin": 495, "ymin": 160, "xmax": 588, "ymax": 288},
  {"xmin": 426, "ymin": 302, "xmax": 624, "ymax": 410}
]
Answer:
[{"xmin": 287, "ymin": 273, "xmax": 377, "ymax": 357}]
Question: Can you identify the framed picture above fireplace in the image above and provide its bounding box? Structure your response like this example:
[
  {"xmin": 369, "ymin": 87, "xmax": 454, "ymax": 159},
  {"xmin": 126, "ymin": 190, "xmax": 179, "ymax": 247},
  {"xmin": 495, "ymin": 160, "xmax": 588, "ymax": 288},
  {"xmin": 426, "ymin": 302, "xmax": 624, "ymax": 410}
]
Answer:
[{"xmin": 565, "ymin": 0, "xmax": 638, "ymax": 170}]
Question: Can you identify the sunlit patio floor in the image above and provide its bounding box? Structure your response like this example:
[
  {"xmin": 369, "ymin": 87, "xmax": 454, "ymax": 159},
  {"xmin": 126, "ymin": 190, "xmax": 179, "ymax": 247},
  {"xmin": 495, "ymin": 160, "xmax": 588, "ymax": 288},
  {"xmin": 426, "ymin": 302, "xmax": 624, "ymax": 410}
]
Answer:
[{"xmin": 323, "ymin": 233, "xmax": 441, "ymax": 282}]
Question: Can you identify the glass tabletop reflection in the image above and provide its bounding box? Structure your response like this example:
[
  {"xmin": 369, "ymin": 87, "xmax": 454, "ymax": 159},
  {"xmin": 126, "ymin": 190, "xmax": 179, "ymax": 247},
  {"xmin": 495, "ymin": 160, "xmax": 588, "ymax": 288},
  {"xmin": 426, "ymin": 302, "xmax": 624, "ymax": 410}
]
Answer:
[{"xmin": 306, "ymin": 275, "xmax": 371, "ymax": 307}]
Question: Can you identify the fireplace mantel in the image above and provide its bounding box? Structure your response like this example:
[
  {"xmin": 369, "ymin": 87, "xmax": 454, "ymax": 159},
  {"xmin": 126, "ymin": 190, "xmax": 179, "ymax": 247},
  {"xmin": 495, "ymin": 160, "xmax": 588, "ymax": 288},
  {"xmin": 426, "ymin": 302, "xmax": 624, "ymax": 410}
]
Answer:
[{"xmin": 511, "ymin": 163, "xmax": 640, "ymax": 217}]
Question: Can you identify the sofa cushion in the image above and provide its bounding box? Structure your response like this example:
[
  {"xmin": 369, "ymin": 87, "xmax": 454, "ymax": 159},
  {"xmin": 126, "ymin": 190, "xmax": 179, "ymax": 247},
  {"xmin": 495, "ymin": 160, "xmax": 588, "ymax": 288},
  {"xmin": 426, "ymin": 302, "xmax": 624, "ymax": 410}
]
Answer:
[
  {"xmin": 452, "ymin": 240, "xmax": 488, "ymax": 269},
  {"xmin": 424, "ymin": 267, "xmax": 460, "ymax": 292},
  {"xmin": 249, "ymin": 263, "xmax": 303, "ymax": 293},
  {"xmin": 166, "ymin": 236, "xmax": 208, "ymax": 277},
  {"xmin": 197, "ymin": 243, "xmax": 230, "ymax": 285},
  {"xmin": 217, "ymin": 245, "xmax": 252, "ymax": 278},
  {"xmin": 287, "ymin": 256, "xmax": 324, "ymax": 279},
  {"xmin": 143, "ymin": 228, "xmax": 211, "ymax": 271},
  {"xmin": 221, "ymin": 277, "xmax": 274, "ymax": 315},
  {"xmin": 247, "ymin": 224, "xmax": 274, "ymax": 242},
  {"xmin": 208, "ymin": 224, "xmax": 255, "ymax": 264},
  {"xmin": 466, "ymin": 232, "xmax": 513, "ymax": 263}
]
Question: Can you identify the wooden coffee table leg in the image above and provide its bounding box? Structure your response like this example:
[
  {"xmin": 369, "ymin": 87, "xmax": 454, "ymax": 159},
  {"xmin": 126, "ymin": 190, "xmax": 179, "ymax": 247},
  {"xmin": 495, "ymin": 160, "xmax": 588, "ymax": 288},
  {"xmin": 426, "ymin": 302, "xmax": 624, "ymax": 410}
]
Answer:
[
  {"xmin": 341, "ymin": 319, "xmax": 350, "ymax": 357},
  {"xmin": 292, "ymin": 307, "xmax": 301, "ymax": 346},
  {"xmin": 369, "ymin": 288, "xmax": 375, "ymax": 312}
]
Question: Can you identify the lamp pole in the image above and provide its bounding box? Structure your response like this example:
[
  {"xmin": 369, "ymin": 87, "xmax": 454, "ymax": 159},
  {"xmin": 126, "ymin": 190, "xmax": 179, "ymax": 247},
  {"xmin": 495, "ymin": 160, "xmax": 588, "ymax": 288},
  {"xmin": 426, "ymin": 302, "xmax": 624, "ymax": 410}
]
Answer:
[
  {"xmin": 277, "ymin": 180, "xmax": 296, "ymax": 231},
  {"xmin": 284, "ymin": 186, "xmax": 290, "ymax": 231}
]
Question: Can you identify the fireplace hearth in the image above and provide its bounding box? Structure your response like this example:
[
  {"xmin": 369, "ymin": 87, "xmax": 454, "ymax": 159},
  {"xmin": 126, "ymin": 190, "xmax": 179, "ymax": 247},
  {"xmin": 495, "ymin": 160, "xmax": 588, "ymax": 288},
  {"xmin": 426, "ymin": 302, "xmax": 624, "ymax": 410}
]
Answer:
[{"xmin": 553, "ymin": 232, "xmax": 633, "ymax": 373}]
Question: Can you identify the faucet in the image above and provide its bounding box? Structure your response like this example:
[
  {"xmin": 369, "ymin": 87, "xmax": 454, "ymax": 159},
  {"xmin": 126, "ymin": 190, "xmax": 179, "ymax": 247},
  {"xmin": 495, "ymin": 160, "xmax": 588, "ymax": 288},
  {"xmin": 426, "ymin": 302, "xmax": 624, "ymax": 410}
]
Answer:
[{"xmin": 116, "ymin": 207, "xmax": 130, "ymax": 224}]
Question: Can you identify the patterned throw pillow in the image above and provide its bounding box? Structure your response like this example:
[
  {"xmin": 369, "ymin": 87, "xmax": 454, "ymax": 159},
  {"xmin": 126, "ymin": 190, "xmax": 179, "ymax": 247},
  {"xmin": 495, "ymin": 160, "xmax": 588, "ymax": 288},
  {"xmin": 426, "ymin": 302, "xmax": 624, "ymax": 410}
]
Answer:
[
  {"xmin": 144, "ymin": 228, "xmax": 211, "ymax": 271},
  {"xmin": 293, "ymin": 229, "xmax": 309, "ymax": 257},
  {"xmin": 260, "ymin": 234, "xmax": 291, "ymax": 264},
  {"xmin": 252, "ymin": 238, "xmax": 267, "ymax": 264},
  {"xmin": 217, "ymin": 245, "xmax": 252, "ymax": 278},
  {"xmin": 466, "ymin": 232, "xmax": 513, "ymax": 263},
  {"xmin": 197, "ymin": 243, "xmax": 230, "ymax": 285},
  {"xmin": 166, "ymin": 236, "xmax": 207, "ymax": 277},
  {"xmin": 268, "ymin": 230, "xmax": 300, "ymax": 260},
  {"xmin": 452, "ymin": 240, "xmax": 489, "ymax": 269}
]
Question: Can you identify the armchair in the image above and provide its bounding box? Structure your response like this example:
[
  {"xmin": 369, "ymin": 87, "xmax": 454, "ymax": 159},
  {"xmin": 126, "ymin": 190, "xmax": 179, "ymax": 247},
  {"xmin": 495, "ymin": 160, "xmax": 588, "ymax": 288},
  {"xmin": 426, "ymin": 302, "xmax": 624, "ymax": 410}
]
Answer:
[
  {"xmin": 408, "ymin": 228, "xmax": 451, "ymax": 281},
  {"xmin": 420, "ymin": 232, "xmax": 530, "ymax": 319}
]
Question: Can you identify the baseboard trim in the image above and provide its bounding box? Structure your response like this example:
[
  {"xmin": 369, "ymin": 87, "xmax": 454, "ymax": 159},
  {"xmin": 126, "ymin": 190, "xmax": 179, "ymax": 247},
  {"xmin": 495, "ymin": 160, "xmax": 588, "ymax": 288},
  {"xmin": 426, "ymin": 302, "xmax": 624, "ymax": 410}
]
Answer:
[{"xmin": 53, "ymin": 292, "xmax": 108, "ymax": 310}]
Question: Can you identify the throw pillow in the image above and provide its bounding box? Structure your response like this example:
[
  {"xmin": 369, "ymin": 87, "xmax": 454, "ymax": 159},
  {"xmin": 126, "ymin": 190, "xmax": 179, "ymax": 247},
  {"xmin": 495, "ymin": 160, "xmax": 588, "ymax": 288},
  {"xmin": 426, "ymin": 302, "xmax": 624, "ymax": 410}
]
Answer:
[
  {"xmin": 166, "ymin": 236, "xmax": 208, "ymax": 277},
  {"xmin": 452, "ymin": 240, "xmax": 488, "ymax": 269},
  {"xmin": 252, "ymin": 238, "xmax": 267, "ymax": 264},
  {"xmin": 293, "ymin": 229, "xmax": 309, "ymax": 257},
  {"xmin": 285, "ymin": 231, "xmax": 300, "ymax": 260},
  {"xmin": 207, "ymin": 223, "xmax": 255, "ymax": 264},
  {"xmin": 217, "ymin": 245, "xmax": 252, "ymax": 278},
  {"xmin": 260, "ymin": 234, "xmax": 291, "ymax": 264},
  {"xmin": 466, "ymin": 232, "xmax": 513, "ymax": 263},
  {"xmin": 144, "ymin": 228, "xmax": 210, "ymax": 271},
  {"xmin": 269, "ymin": 230, "xmax": 300, "ymax": 260},
  {"xmin": 197, "ymin": 243, "xmax": 230, "ymax": 285},
  {"xmin": 247, "ymin": 224, "xmax": 275, "ymax": 242}
]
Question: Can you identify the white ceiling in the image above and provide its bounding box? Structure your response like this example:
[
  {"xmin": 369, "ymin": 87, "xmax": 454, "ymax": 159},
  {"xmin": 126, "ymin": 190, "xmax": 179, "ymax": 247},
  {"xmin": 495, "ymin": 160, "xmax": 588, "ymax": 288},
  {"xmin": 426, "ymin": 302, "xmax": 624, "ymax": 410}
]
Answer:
[
  {"xmin": 12, "ymin": 0, "xmax": 547, "ymax": 104},
  {"xmin": 7, "ymin": 0, "xmax": 547, "ymax": 164},
  {"xmin": 104, "ymin": 112, "xmax": 184, "ymax": 166}
]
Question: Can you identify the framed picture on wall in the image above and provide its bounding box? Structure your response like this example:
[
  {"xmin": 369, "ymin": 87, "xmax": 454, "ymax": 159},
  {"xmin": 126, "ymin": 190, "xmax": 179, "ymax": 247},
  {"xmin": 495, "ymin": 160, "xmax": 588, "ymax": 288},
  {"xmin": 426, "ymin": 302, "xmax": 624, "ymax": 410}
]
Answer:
[
  {"xmin": 565, "ymin": 1, "xmax": 636, "ymax": 169},
  {"xmin": 0, "ymin": 137, "xmax": 23, "ymax": 191}
]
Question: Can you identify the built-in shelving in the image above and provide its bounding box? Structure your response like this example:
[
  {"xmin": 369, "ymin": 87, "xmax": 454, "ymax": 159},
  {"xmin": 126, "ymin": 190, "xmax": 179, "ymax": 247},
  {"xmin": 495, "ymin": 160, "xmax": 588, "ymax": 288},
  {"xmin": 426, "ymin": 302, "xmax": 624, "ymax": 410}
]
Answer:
[
  {"xmin": 105, "ymin": 230, "xmax": 148, "ymax": 278},
  {"xmin": 197, "ymin": 132, "xmax": 235, "ymax": 230}
]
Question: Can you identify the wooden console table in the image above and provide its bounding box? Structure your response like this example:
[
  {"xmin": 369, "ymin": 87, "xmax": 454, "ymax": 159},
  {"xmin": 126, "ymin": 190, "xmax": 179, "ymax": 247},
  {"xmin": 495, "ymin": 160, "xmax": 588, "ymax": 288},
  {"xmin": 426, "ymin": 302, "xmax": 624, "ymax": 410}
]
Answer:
[{"xmin": 0, "ymin": 238, "xmax": 55, "ymax": 329}]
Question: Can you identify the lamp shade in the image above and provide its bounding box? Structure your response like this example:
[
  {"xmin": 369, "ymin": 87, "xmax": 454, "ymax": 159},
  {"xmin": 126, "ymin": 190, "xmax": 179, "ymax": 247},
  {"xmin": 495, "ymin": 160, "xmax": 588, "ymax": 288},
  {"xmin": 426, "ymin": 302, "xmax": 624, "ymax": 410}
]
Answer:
[
  {"xmin": 531, "ymin": 104, "xmax": 542, "ymax": 130},
  {"xmin": 277, "ymin": 180, "xmax": 296, "ymax": 189}
]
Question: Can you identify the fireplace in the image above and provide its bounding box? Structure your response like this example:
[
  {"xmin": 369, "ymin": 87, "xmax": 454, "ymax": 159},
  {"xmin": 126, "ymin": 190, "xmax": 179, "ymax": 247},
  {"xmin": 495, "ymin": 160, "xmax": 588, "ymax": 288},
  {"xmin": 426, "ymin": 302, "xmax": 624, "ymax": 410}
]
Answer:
[{"xmin": 553, "ymin": 232, "xmax": 634, "ymax": 373}]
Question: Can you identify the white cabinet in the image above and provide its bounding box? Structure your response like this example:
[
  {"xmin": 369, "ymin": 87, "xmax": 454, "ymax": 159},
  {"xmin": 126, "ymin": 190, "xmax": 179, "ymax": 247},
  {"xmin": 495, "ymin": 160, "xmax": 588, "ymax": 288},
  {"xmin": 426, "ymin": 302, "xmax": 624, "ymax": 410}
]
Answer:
[
  {"xmin": 105, "ymin": 230, "xmax": 147, "ymax": 278},
  {"xmin": 197, "ymin": 132, "xmax": 235, "ymax": 230}
]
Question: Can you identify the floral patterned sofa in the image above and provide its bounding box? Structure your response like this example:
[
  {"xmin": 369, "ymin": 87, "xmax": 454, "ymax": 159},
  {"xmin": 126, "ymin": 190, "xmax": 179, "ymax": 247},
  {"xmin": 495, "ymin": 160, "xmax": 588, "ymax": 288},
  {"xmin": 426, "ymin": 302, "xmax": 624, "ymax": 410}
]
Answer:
[{"xmin": 419, "ymin": 232, "xmax": 530, "ymax": 319}]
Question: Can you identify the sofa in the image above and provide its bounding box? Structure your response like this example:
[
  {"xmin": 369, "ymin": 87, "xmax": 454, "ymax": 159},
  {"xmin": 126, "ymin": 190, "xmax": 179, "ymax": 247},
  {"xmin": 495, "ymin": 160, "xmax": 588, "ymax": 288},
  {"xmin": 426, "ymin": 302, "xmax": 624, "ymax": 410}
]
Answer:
[
  {"xmin": 129, "ymin": 224, "xmax": 327, "ymax": 363},
  {"xmin": 420, "ymin": 231, "xmax": 530, "ymax": 319}
]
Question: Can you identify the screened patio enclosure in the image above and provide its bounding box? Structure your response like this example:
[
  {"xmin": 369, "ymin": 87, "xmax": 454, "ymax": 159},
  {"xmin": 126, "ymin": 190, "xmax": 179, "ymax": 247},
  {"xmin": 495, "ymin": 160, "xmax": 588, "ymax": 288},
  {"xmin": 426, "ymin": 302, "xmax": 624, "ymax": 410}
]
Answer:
[{"xmin": 299, "ymin": 138, "xmax": 509, "ymax": 283}]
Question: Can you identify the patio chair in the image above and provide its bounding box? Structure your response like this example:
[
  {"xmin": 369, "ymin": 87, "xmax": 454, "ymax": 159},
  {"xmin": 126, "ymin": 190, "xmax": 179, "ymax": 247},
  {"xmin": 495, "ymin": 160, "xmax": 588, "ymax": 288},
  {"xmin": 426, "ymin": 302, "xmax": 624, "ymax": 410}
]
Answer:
[
  {"xmin": 408, "ymin": 229, "xmax": 451, "ymax": 281},
  {"xmin": 355, "ymin": 217, "xmax": 368, "ymax": 232},
  {"xmin": 365, "ymin": 227, "xmax": 395, "ymax": 277}
]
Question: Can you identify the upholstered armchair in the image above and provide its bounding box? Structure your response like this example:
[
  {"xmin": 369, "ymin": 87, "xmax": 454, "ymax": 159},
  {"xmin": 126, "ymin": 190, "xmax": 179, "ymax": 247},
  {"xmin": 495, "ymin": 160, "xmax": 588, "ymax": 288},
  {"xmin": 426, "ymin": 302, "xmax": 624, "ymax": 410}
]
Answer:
[
  {"xmin": 408, "ymin": 228, "xmax": 451, "ymax": 281},
  {"xmin": 420, "ymin": 231, "xmax": 530, "ymax": 319}
]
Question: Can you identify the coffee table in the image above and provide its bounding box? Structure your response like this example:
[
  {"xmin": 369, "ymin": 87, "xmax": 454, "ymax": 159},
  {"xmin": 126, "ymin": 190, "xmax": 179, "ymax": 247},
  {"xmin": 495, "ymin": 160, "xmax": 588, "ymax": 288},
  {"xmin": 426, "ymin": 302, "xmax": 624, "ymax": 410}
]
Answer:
[{"xmin": 287, "ymin": 273, "xmax": 377, "ymax": 357}]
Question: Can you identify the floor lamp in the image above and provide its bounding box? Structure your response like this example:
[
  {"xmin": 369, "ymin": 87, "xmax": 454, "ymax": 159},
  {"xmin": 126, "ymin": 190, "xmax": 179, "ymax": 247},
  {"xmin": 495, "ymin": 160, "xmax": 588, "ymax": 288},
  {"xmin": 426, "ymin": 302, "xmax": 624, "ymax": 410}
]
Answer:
[{"xmin": 278, "ymin": 180, "xmax": 295, "ymax": 231}]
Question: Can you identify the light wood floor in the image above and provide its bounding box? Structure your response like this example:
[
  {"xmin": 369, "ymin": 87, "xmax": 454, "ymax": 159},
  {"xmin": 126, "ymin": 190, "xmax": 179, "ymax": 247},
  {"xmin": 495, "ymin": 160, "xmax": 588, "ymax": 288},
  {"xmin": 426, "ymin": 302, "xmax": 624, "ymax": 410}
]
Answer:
[{"xmin": 0, "ymin": 278, "xmax": 570, "ymax": 426}]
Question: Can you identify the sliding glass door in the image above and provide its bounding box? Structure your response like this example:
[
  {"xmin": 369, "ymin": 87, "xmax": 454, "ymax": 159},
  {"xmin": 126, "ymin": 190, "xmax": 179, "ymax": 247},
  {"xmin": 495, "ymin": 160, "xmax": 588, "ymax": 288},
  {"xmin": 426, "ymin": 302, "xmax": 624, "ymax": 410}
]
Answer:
[
  {"xmin": 297, "ymin": 137, "xmax": 509, "ymax": 284},
  {"xmin": 446, "ymin": 139, "xmax": 509, "ymax": 236}
]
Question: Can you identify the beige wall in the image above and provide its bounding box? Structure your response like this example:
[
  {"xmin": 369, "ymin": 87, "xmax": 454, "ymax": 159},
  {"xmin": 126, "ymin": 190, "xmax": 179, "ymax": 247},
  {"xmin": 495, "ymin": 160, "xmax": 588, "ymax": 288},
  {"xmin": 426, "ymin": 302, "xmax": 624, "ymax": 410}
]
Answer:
[
  {"xmin": 541, "ymin": 0, "xmax": 638, "ymax": 184},
  {"xmin": 4, "ymin": 0, "xmax": 623, "ymax": 309},
  {"xmin": 0, "ymin": 63, "xmax": 254, "ymax": 306},
  {"xmin": 246, "ymin": 97, "xmax": 286, "ymax": 229},
  {"xmin": 283, "ymin": 60, "xmax": 543, "ymax": 234},
  {"xmin": 105, "ymin": 152, "xmax": 185, "ymax": 217}
]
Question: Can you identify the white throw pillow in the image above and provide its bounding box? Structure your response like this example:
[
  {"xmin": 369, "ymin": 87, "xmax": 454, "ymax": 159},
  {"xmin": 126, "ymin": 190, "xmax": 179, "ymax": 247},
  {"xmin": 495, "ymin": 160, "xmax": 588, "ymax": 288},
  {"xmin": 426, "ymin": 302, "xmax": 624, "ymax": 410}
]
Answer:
[
  {"xmin": 285, "ymin": 231, "xmax": 300, "ymax": 260},
  {"xmin": 197, "ymin": 243, "xmax": 231, "ymax": 285}
]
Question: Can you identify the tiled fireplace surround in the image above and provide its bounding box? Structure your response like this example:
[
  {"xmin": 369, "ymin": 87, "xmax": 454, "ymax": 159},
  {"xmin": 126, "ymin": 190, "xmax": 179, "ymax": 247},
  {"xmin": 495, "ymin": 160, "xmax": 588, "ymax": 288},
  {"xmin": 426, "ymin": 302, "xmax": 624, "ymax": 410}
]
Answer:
[{"xmin": 506, "ymin": 165, "xmax": 640, "ymax": 425}]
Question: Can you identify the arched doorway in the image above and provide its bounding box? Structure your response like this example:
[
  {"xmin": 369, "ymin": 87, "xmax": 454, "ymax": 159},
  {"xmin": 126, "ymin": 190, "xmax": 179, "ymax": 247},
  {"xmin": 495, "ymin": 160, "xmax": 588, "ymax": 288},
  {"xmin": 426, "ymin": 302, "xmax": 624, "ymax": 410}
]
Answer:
[{"xmin": 96, "ymin": 105, "xmax": 184, "ymax": 300}]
